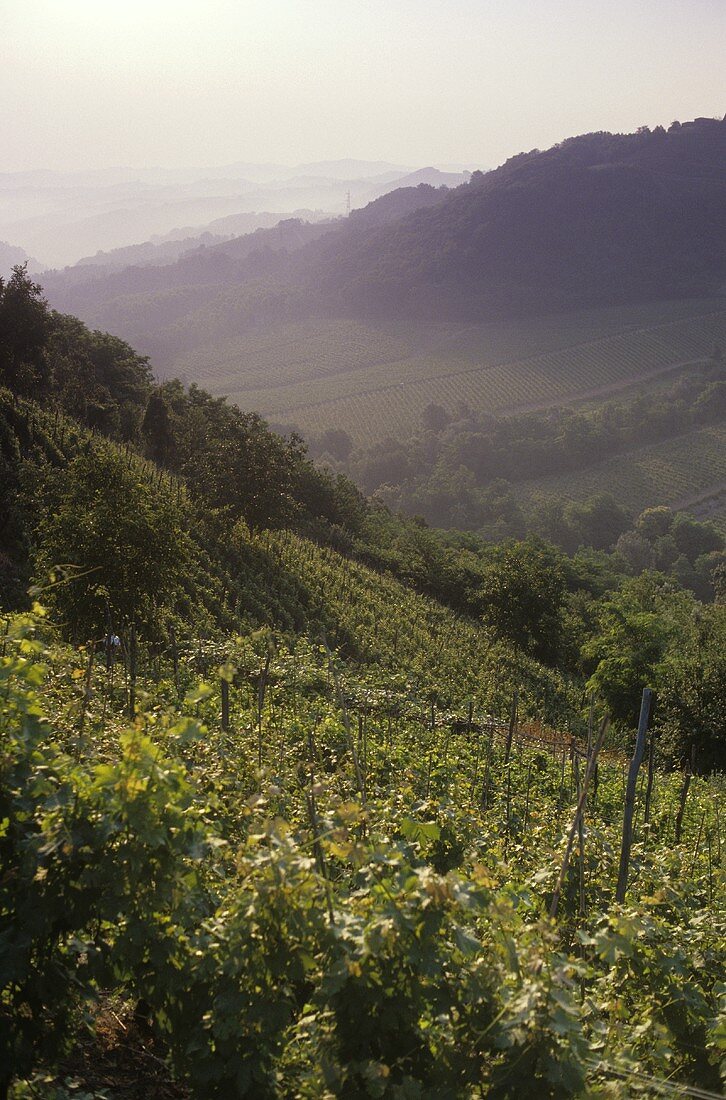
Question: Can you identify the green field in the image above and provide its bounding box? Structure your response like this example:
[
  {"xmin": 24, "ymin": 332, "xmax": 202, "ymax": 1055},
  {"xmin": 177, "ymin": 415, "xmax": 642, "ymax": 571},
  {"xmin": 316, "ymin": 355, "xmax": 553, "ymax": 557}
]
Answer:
[
  {"xmin": 512, "ymin": 423, "xmax": 726, "ymax": 524},
  {"xmin": 172, "ymin": 298, "xmax": 726, "ymax": 444}
]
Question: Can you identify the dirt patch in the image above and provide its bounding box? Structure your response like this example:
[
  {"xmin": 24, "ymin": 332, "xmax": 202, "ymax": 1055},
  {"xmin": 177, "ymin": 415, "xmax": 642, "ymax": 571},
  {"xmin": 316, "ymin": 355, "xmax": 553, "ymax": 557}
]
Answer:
[{"xmin": 54, "ymin": 999, "xmax": 188, "ymax": 1100}]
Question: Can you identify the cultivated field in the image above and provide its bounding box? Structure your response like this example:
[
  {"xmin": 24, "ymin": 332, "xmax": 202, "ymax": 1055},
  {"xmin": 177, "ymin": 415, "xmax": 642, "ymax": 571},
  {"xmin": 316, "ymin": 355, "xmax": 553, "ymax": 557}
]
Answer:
[
  {"xmin": 174, "ymin": 298, "xmax": 726, "ymax": 444},
  {"xmin": 512, "ymin": 423, "xmax": 726, "ymax": 524}
]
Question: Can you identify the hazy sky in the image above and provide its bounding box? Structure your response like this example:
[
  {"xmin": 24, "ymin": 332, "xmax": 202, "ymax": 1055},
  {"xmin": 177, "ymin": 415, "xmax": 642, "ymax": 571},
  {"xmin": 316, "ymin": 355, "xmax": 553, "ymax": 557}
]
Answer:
[{"xmin": 2, "ymin": 0, "xmax": 724, "ymax": 172}]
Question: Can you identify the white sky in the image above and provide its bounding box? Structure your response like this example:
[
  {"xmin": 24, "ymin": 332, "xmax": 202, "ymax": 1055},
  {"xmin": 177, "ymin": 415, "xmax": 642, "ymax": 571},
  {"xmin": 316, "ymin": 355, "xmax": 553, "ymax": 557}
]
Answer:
[{"xmin": 2, "ymin": 0, "xmax": 724, "ymax": 172}]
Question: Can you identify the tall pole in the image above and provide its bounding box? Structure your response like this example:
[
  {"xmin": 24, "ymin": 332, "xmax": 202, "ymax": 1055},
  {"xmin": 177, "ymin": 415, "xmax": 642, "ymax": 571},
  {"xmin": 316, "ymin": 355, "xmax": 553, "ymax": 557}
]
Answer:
[{"xmin": 616, "ymin": 689, "xmax": 652, "ymax": 903}]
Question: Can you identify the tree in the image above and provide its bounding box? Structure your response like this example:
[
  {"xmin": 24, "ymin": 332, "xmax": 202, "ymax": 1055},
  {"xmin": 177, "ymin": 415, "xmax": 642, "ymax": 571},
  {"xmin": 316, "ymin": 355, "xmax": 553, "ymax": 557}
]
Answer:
[
  {"xmin": 316, "ymin": 428, "xmax": 353, "ymax": 462},
  {"xmin": 614, "ymin": 530, "xmax": 654, "ymax": 573},
  {"xmin": 36, "ymin": 447, "xmax": 190, "ymax": 640},
  {"xmin": 421, "ymin": 403, "xmax": 450, "ymax": 433},
  {"xmin": 657, "ymin": 604, "xmax": 726, "ymax": 771},
  {"xmin": 565, "ymin": 493, "xmax": 631, "ymax": 551},
  {"xmin": 142, "ymin": 390, "xmax": 175, "ymax": 464},
  {"xmin": 478, "ymin": 538, "xmax": 567, "ymax": 662},
  {"xmin": 670, "ymin": 513, "xmax": 722, "ymax": 563},
  {"xmin": 635, "ymin": 506, "xmax": 673, "ymax": 542},
  {"xmin": 0, "ymin": 264, "xmax": 53, "ymax": 392},
  {"xmin": 583, "ymin": 573, "xmax": 689, "ymax": 731}
]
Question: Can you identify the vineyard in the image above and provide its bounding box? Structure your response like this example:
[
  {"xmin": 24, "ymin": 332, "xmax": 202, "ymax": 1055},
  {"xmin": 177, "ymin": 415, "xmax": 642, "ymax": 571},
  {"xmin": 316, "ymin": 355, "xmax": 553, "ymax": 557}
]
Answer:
[
  {"xmin": 181, "ymin": 299, "xmax": 726, "ymax": 444},
  {"xmin": 3, "ymin": 593, "xmax": 724, "ymax": 1098},
  {"xmin": 513, "ymin": 423, "xmax": 726, "ymax": 524}
]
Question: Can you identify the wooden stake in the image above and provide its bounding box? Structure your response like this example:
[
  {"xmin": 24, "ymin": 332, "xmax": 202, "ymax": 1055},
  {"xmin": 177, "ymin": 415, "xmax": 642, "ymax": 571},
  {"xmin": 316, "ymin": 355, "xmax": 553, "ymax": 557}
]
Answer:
[
  {"xmin": 221, "ymin": 677, "xmax": 230, "ymax": 732},
  {"xmin": 549, "ymin": 716, "xmax": 609, "ymax": 919},
  {"xmin": 481, "ymin": 723, "xmax": 494, "ymax": 810},
  {"xmin": 257, "ymin": 650, "xmax": 271, "ymax": 770},
  {"xmin": 304, "ymin": 731, "xmax": 335, "ymax": 926},
  {"xmin": 128, "ymin": 624, "xmax": 137, "ymax": 718},
  {"xmin": 504, "ymin": 689, "xmax": 518, "ymax": 767},
  {"xmin": 689, "ymin": 809, "xmax": 706, "ymax": 876},
  {"xmin": 523, "ymin": 760, "xmax": 533, "ymax": 833},
  {"xmin": 169, "ymin": 626, "xmax": 180, "ymax": 698},
  {"xmin": 77, "ymin": 643, "xmax": 95, "ymax": 751},
  {"xmin": 574, "ymin": 754, "xmax": 586, "ymax": 916},
  {"xmin": 643, "ymin": 725, "xmax": 657, "ymax": 828},
  {"xmin": 615, "ymin": 688, "xmax": 652, "ymax": 903},
  {"xmin": 675, "ymin": 766, "xmax": 692, "ymax": 843}
]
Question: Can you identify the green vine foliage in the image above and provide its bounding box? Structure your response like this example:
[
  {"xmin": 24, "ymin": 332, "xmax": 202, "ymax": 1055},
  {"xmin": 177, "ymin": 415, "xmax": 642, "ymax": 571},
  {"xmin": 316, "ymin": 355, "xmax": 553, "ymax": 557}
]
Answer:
[{"xmin": 1, "ymin": 609, "xmax": 724, "ymax": 1098}]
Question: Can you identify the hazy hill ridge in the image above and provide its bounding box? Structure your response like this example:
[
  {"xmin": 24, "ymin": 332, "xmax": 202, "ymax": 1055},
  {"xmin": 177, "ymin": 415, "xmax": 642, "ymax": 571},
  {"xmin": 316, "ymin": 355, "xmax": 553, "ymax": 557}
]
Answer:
[
  {"xmin": 40, "ymin": 117, "xmax": 726, "ymax": 345},
  {"xmin": 298, "ymin": 117, "xmax": 726, "ymax": 319}
]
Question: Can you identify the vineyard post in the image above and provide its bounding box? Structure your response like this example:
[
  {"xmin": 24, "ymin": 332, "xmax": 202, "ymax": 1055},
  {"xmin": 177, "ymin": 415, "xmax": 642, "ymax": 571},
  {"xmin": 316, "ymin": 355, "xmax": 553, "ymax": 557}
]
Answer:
[
  {"xmin": 586, "ymin": 693, "xmax": 594, "ymax": 760},
  {"xmin": 573, "ymin": 753, "xmax": 586, "ymax": 916},
  {"xmin": 523, "ymin": 759, "xmax": 533, "ymax": 833},
  {"xmin": 305, "ymin": 728, "xmax": 335, "ymax": 926},
  {"xmin": 675, "ymin": 770, "xmax": 692, "ymax": 842},
  {"xmin": 646, "ymin": 726, "xmax": 660, "ymax": 827},
  {"xmin": 549, "ymin": 716, "xmax": 609, "ymax": 920},
  {"xmin": 324, "ymin": 639, "xmax": 366, "ymax": 805},
  {"xmin": 364, "ymin": 715, "xmax": 369, "ymax": 776},
  {"xmin": 615, "ymin": 687, "xmax": 652, "ymax": 904},
  {"xmin": 470, "ymin": 735, "xmax": 482, "ymax": 802},
  {"xmin": 128, "ymin": 624, "xmax": 137, "ymax": 718},
  {"xmin": 689, "ymin": 809, "xmax": 706, "ymax": 876},
  {"xmin": 104, "ymin": 600, "xmax": 113, "ymax": 674},
  {"xmin": 169, "ymin": 626, "xmax": 180, "ymax": 698},
  {"xmin": 221, "ymin": 677, "xmax": 230, "ymax": 732},
  {"xmin": 558, "ymin": 744, "xmax": 567, "ymax": 810},
  {"xmin": 503, "ymin": 689, "xmax": 518, "ymax": 767},
  {"xmin": 707, "ymin": 829, "xmax": 713, "ymax": 906},
  {"xmin": 76, "ymin": 642, "xmax": 95, "ymax": 751},
  {"xmin": 504, "ymin": 765, "xmax": 512, "ymax": 852},
  {"xmin": 257, "ymin": 650, "xmax": 271, "ymax": 770},
  {"xmin": 481, "ymin": 722, "xmax": 494, "ymax": 811},
  {"xmin": 674, "ymin": 744, "xmax": 695, "ymax": 842},
  {"xmin": 714, "ymin": 803, "xmax": 722, "ymax": 864},
  {"xmin": 586, "ymin": 696, "xmax": 600, "ymax": 809}
]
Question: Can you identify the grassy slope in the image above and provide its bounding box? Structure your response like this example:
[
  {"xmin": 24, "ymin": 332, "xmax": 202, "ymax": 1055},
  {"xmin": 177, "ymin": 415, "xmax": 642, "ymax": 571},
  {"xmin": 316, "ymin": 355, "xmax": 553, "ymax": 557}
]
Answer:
[{"xmin": 7, "ymin": 571, "xmax": 725, "ymax": 1097}]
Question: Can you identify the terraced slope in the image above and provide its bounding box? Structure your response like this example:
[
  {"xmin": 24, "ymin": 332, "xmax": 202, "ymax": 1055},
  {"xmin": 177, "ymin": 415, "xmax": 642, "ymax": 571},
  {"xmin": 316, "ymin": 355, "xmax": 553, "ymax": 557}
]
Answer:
[{"xmin": 179, "ymin": 298, "xmax": 726, "ymax": 444}]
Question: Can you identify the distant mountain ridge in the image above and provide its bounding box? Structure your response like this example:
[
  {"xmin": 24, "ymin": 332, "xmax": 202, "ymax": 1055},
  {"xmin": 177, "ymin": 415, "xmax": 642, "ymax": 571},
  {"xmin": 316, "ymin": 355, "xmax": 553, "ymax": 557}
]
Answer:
[
  {"xmin": 0, "ymin": 158, "xmax": 461, "ymax": 266},
  {"xmin": 0, "ymin": 240, "xmax": 44, "ymax": 277}
]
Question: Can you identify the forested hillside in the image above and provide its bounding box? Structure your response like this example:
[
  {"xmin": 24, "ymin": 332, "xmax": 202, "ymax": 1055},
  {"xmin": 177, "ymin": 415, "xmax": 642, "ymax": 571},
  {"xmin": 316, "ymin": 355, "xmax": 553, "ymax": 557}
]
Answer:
[{"xmin": 301, "ymin": 117, "xmax": 726, "ymax": 320}]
